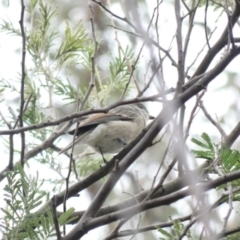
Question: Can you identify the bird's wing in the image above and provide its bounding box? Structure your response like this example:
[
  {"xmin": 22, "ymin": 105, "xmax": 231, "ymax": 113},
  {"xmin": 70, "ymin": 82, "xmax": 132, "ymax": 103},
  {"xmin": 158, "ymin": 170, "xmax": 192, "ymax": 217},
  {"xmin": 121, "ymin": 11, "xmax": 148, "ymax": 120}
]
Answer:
[
  {"xmin": 68, "ymin": 113, "xmax": 133, "ymax": 136},
  {"xmin": 58, "ymin": 113, "xmax": 133, "ymax": 155}
]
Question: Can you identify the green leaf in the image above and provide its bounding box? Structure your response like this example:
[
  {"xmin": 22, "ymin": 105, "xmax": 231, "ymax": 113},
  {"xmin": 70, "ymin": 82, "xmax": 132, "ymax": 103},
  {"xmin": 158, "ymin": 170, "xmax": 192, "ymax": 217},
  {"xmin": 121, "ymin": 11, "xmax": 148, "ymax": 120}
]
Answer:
[
  {"xmin": 191, "ymin": 133, "xmax": 215, "ymax": 161},
  {"xmin": 58, "ymin": 207, "xmax": 76, "ymax": 226},
  {"xmin": 157, "ymin": 227, "xmax": 173, "ymax": 239}
]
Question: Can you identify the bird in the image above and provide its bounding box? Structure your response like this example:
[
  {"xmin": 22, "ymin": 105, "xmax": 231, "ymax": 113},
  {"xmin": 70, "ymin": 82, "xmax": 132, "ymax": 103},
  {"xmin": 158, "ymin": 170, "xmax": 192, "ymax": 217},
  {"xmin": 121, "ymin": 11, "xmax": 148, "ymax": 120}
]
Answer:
[{"xmin": 59, "ymin": 103, "xmax": 153, "ymax": 158}]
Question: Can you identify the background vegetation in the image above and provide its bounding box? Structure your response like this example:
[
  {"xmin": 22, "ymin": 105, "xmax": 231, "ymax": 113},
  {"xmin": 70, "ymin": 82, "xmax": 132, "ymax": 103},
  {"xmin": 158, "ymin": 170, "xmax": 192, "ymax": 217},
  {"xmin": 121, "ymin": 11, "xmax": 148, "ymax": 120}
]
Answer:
[{"xmin": 1, "ymin": 0, "xmax": 240, "ymax": 239}]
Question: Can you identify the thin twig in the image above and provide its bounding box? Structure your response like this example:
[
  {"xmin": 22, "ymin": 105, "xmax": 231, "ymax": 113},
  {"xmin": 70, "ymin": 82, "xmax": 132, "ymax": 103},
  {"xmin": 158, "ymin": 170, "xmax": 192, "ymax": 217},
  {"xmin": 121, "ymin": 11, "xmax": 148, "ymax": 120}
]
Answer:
[
  {"xmin": 13, "ymin": 93, "xmax": 33, "ymax": 129},
  {"xmin": 0, "ymin": 96, "xmax": 161, "ymax": 135},
  {"xmin": 91, "ymin": 0, "xmax": 178, "ymax": 67},
  {"xmin": 183, "ymin": 0, "xmax": 199, "ymax": 57},
  {"xmin": 199, "ymin": 101, "xmax": 226, "ymax": 138},
  {"xmin": 51, "ymin": 195, "xmax": 62, "ymax": 239},
  {"xmin": 154, "ymin": 0, "xmax": 165, "ymax": 94},
  {"xmin": 103, "ymin": 192, "xmax": 141, "ymax": 240},
  {"xmin": 79, "ymin": 4, "xmax": 98, "ymax": 110},
  {"xmin": 137, "ymin": 63, "xmax": 162, "ymax": 97},
  {"xmin": 63, "ymin": 170, "xmax": 240, "ymax": 238},
  {"xmin": 120, "ymin": 1, "xmax": 161, "ymax": 99},
  {"xmin": 146, "ymin": 139, "xmax": 172, "ymax": 200},
  {"xmin": 222, "ymin": 182, "xmax": 233, "ymax": 233},
  {"xmin": 192, "ymin": 1, "xmax": 240, "ymax": 78},
  {"xmin": 19, "ymin": 0, "xmax": 26, "ymax": 167},
  {"xmin": 62, "ymin": 6, "xmax": 99, "ymax": 234},
  {"xmin": 225, "ymin": 0, "xmax": 236, "ymax": 50},
  {"xmin": 185, "ymin": 27, "xmax": 217, "ymax": 79},
  {"xmin": 184, "ymin": 90, "xmax": 206, "ymax": 140},
  {"xmin": 0, "ymin": 111, "xmax": 14, "ymax": 170},
  {"xmin": 0, "ymin": 121, "xmax": 73, "ymax": 182},
  {"xmin": 174, "ymin": 0, "xmax": 185, "ymax": 94},
  {"xmin": 204, "ymin": 0, "xmax": 211, "ymax": 50}
]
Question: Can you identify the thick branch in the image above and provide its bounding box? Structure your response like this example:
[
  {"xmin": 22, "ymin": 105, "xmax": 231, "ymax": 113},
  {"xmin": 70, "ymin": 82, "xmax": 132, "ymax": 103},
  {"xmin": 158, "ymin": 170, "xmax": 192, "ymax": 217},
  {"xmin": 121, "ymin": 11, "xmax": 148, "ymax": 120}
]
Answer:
[
  {"xmin": 69, "ymin": 169, "xmax": 240, "ymax": 234},
  {"xmin": 63, "ymin": 45, "xmax": 240, "ymax": 239}
]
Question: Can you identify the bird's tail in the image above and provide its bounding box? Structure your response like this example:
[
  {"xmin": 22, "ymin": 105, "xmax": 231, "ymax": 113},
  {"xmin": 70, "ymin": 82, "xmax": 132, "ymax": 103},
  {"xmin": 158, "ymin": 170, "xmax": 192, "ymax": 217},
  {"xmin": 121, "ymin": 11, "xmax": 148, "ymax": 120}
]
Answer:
[{"xmin": 58, "ymin": 134, "xmax": 85, "ymax": 156}]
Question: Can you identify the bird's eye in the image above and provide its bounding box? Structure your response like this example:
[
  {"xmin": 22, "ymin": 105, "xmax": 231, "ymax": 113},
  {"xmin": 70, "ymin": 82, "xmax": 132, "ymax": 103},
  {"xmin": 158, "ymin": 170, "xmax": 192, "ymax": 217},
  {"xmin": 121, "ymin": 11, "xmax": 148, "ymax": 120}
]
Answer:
[{"xmin": 137, "ymin": 103, "xmax": 144, "ymax": 109}]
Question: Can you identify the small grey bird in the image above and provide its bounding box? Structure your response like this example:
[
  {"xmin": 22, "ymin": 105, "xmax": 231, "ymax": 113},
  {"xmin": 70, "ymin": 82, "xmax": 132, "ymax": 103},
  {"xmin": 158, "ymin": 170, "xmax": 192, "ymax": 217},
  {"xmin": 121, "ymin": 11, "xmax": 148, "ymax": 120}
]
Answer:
[{"xmin": 60, "ymin": 103, "xmax": 152, "ymax": 156}]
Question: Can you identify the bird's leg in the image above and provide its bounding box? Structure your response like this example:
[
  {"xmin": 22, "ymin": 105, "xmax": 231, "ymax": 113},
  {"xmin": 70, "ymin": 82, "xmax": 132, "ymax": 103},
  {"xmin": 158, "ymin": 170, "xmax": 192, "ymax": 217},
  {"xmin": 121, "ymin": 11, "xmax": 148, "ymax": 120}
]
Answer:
[{"xmin": 99, "ymin": 148, "xmax": 108, "ymax": 164}]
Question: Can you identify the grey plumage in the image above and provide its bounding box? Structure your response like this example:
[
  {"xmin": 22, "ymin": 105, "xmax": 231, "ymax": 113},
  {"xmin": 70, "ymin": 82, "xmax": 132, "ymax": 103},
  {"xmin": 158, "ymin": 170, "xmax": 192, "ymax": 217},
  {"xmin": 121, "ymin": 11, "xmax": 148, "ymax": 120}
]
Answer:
[{"xmin": 59, "ymin": 103, "xmax": 150, "ymax": 155}]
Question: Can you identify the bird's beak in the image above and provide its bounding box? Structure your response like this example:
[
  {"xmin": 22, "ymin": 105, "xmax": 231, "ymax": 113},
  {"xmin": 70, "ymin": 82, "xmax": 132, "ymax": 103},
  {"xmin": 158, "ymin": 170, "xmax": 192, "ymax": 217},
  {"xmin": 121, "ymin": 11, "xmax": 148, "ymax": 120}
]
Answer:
[{"xmin": 149, "ymin": 115, "xmax": 155, "ymax": 120}]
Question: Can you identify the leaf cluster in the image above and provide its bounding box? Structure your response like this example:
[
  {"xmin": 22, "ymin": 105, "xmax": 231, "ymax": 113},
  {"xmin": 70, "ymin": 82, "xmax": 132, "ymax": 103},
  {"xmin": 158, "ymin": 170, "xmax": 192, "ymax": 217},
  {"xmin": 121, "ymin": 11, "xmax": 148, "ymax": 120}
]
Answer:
[
  {"xmin": 0, "ymin": 164, "xmax": 76, "ymax": 239},
  {"xmin": 158, "ymin": 217, "xmax": 193, "ymax": 240},
  {"xmin": 191, "ymin": 133, "xmax": 240, "ymax": 195}
]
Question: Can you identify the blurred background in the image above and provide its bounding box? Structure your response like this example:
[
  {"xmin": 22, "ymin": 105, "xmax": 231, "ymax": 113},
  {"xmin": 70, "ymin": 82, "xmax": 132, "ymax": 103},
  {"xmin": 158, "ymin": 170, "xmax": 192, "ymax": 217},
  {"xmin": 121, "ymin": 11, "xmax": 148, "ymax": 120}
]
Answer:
[{"xmin": 1, "ymin": 0, "xmax": 240, "ymax": 239}]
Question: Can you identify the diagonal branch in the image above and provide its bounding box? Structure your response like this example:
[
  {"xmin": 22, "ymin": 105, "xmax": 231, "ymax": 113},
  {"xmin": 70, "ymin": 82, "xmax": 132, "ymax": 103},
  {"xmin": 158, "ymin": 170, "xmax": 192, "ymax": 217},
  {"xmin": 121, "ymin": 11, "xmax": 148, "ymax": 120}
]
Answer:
[
  {"xmin": 67, "ymin": 169, "xmax": 240, "ymax": 234},
  {"xmin": 191, "ymin": 1, "xmax": 240, "ymax": 78},
  {"xmin": 63, "ymin": 44, "xmax": 240, "ymax": 239}
]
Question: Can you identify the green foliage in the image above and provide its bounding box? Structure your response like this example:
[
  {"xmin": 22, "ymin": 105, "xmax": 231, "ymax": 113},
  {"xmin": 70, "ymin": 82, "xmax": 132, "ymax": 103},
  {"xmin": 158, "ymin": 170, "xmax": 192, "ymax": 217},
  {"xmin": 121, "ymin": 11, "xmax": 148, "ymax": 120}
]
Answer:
[
  {"xmin": 58, "ymin": 208, "xmax": 77, "ymax": 226},
  {"xmin": 109, "ymin": 46, "xmax": 134, "ymax": 83},
  {"xmin": 0, "ymin": 0, "xmax": 137, "ymax": 180},
  {"xmin": 0, "ymin": 19, "xmax": 21, "ymax": 36},
  {"xmin": 191, "ymin": 133, "xmax": 240, "ymax": 174},
  {"xmin": 0, "ymin": 163, "xmax": 47, "ymax": 239},
  {"xmin": 97, "ymin": 46, "xmax": 135, "ymax": 105},
  {"xmin": 0, "ymin": 0, "xmax": 142, "ymax": 236},
  {"xmin": 56, "ymin": 21, "xmax": 89, "ymax": 66},
  {"xmin": 55, "ymin": 45, "xmax": 136, "ymax": 107},
  {"xmin": 191, "ymin": 133, "xmax": 215, "ymax": 160},
  {"xmin": 0, "ymin": 78, "xmax": 18, "ymax": 93},
  {"xmin": 0, "ymin": 0, "xmax": 136, "ymax": 116},
  {"xmin": 26, "ymin": 0, "xmax": 91, "ymax": 103},
  {"xmin": 27, "ymin": 0, "xmax": 58, "ymax": 57},
  {"xmin": 158, "ymin": 227, "xmax": 172, "ymax": 240},
  {"xmin": 196, "ymin": 0, "xmax": 225, "ymax": 9},
  {"xmin": 218, "ymin": 145, "xmax": 240, "ymax": 189},
  {"xmin": 0, "ymin": 164, "xmax": 76, "ymax": 239},
  {"xmin": 219, "ymin": 146, "xmax": 240, "ymax": 172},
  {"xmin": 76, "ymin": 155, "xmax": 108, "ymax": 176},
  {"xmin": 54, "ymin": 78, "xmax": 79, "ymax": 104},
  {"xmin": 225, "ymin": 233, "xmax": 240, "ymax": 240},
  {"xmin": 191, "ymin": 133, "xmax": 240, "ymax": 190},
  {"xmin": 157, "ymin": 217, "xmax": 192, "ymax": 240}
]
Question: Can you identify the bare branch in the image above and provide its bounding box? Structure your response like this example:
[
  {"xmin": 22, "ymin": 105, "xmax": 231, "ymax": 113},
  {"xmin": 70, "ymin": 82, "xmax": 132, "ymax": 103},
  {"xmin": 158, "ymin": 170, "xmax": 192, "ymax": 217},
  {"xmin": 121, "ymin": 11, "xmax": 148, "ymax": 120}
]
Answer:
[
  {"xmin": 19, "ymin": 0, "xmax": 26, "ymax": 167},
  {"xmin": 192, "ymin": 2, "xmax": 240, "ymax": 78},
  {"xmin": 0, "ymin": 96, "xmax": 161, "ymax": 135},
  {"xmin": 51, "ymin": 196, "xmax": 62, "ymax": 239},
  {"xmin": 63, "ymin": 169, "xmax": 240, "ymax": 237},
  {"xmin": 200, "ymin": 101, "xmax": 226, "ymax": 138}
]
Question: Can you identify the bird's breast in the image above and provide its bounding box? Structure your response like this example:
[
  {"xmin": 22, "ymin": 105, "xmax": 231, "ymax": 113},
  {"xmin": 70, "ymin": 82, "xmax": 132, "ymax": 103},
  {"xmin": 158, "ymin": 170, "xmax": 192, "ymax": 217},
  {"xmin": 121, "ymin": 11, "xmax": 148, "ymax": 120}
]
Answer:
[{"xmin": 85, "ymin": 121, "xmax": 143, "ymax": 153}]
